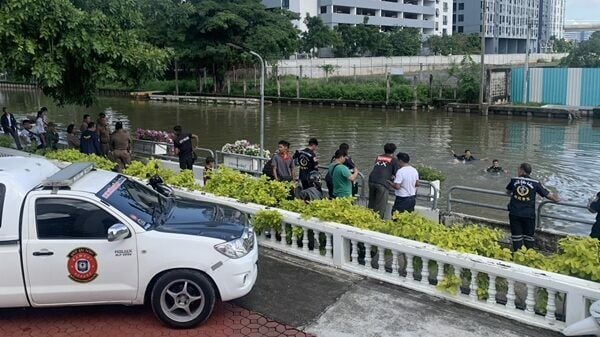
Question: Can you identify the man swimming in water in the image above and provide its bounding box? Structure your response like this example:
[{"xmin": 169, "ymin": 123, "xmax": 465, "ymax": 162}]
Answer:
[
  {"xmin": 451, "ymin": 149, "xmax": 486, "ymax": 163},
  {"xmin": 486, "ymin": 159, "xmax": 508, "ymax": 174}
]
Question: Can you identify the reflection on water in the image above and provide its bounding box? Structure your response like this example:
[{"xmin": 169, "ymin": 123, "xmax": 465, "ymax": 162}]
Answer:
[{"xmin": 1, "ymin": 89, "xmax": 599, "ymax": 235}]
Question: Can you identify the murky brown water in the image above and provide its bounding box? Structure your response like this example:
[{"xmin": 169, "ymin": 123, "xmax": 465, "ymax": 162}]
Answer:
[{"xmin": 2, "ymin": 89, "xmax": 599, "ymax": 235}]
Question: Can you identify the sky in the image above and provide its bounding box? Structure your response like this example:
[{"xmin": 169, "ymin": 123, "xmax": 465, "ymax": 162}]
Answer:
[{"xmin": 565, "ymin": 0, "xmax": 600, "ymax": 22}]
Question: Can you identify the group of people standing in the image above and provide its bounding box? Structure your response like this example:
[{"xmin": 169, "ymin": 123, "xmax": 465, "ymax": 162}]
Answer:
[
  {"xmin": 2, "ymin": 107, "xmax": 59, "ymax": 151},
  {"xmin": 263, "ymin": 138, "xmax": 420, "ymax": 220},
  {"xmin": 67, "ymin": 113, "xmax": 132, "ymax": 171}
]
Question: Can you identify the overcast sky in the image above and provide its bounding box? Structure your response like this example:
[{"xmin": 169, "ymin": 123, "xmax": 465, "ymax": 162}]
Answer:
[{"xmin": 566, "ymin": 0, "xmax": 600, "ymax": 22}]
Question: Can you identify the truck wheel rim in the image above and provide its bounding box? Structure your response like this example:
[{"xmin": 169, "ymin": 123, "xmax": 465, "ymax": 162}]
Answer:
[{"xmin": 160, "ymin": 279, "xmax": 205, "ymax": 323}]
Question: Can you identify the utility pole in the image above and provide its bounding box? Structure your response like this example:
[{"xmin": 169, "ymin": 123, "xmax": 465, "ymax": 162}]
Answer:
[
  {"xmin": 523, "ymin": 17, "xmax": 532, "ymax": 104},
  {"xmin": 479, "ymin": 0, "xmax": 488, "ymax": 115}
]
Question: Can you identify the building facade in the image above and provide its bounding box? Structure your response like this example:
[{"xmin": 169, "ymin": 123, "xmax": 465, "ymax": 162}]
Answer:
[
  {"xmin": 453, "ymin": 0, "xmax": 540, "ymax": 54},
  {"xmin": 262, "ymin": 0, "xmax": 452, "ymax": 37},
  {"xmin": 261, "ymin": 0, "xmax": 319, "ymax": 32},
  {"xmin": 452, "ymin": 0, "xmax": 565, "ymax": 54},
  {"xmin": 539, "ymin": 0, "xmax": 565, "ymax": 52}
]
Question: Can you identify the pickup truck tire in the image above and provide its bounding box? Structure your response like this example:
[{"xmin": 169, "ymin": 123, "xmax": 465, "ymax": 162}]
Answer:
[{"xmin": 150, "ymin": 270, "xmax": 216, "ymax": 329}]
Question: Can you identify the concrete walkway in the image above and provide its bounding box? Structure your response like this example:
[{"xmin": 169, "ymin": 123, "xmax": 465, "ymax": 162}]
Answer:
[
  {"xmin": 237, "ymin": 248, "xmax": 564, "ymax": 337},
  {"xmin": 0, "ymin": 248, "xmax": 565, "ymax": 337}
]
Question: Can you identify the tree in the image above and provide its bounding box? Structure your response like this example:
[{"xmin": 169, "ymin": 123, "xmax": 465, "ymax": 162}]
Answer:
[
  {"xmin": 388, "ymin": 28, "xmax": 421, "ymax": 56},
  {"xmin": 301, "ymin": 15, "xmax": 337, "ymax": 57},
  {"xmin": 0, "ymin": 0, "xmax": 170, "ymax": 106},
  {"xmin": 139, "ymin": 0, "xmax": 195, "ymax": 94},
  {"xmin": 332, "ymin": 18, "xmax": 392, "ymax": 57},
  {"xmin": 561, "ymin": 32, "xmax": 600, "ymax": 68},
  {"xmin": 426, "ymin": 34, "xmax": 480, "ymax": 56},
  {"xmin": 180, "ymin": 0, "xmax": 299, "ymax": 91},
  {"xmin": 449, "ymin": 56, "xmax": 480, "ymax": 103},
  {"xmin": 549, "ymin": 36, "xmax": 574, "ymax": 53}
]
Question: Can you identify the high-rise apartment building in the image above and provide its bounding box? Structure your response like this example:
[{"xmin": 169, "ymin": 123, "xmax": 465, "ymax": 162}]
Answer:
[
  {"xmin": 453, "ymin": 0, "xmax": 540, "ymax": 54},
  {"xmin": 452, "ymin": 0, "xmax": 565, "ymax": 54},
  {"xmin": 262, "ymin": 0, "xmax": 452, "ymax": 37},
  {"xmin": 538, "ymin": 0, "xmax": 565, "ymax": 52}
]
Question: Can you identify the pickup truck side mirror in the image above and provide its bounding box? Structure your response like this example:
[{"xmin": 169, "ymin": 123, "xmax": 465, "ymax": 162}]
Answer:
[{"xmin": 107, "ymin": 223, "xmax": 130, "ymax": 242}]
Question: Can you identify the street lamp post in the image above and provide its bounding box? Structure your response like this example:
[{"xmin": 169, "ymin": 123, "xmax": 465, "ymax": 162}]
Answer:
[
  {"xmin": 227, "ymin": 43, "xmax": 266, "ymax": 158},
  {"xmin": 479, "ymin": 0, "xmax": 488, "ymax": 115}
]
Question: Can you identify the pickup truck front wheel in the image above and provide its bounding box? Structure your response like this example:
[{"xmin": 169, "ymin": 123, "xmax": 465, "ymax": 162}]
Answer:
[{"xmin": 150, "ymin": 270, "xmax": 216, "ymax": 329}]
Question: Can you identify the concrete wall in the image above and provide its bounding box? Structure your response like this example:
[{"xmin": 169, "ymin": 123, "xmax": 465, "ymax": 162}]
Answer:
[{"xmin": 273, "ymin": 53, "xmax": 567, "ymax": 78}]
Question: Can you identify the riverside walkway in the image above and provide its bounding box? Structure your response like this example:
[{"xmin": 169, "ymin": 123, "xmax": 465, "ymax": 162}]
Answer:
[{"xmin": 0, "ymin": 248, "xmax": 563, "ymax": 337}]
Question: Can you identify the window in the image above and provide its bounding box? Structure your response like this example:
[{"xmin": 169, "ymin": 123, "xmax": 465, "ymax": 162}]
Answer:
[
  {"xmin": 0, "ymin": 184, "xmax": 5, "ymax": 229},
  {"xmin": 458, "ymin": 14, "xmax": 464, "ymax": 22},
  {"xmin": 458, "ymin": 26, "xmax": 464, "ymax": 33},
  {"xmin": 320, "ymin": 6, "xmax": 327, "ymax": 14},
  {"xmin": 36, "ymin": 198, "xmax": 120, "ymax": 239},
  {"xmin": 282, "ymin": 0, "xmax": 289, "ymax": 9},
  {"xmin": 97, "ymin": 176, "xmax": 167, "ymax": 230},
  {"xmin": 459, "ymin": 3, "xmax": 464, "ymax": 10}
]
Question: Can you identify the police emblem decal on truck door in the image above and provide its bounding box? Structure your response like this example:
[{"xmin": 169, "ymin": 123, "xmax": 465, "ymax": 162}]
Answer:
[{"xmin": 67, "ymin": 248, "xmax": 99, "ymax": 283}]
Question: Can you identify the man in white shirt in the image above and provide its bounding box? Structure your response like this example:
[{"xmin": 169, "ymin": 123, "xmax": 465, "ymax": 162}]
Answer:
[
  {"xmin": 18, "ymin": 120, "xmax": 42, "ymax": 149},
  {"xmin": 391, "ymin": 152, "xmax": 419, "ymax": 214}
]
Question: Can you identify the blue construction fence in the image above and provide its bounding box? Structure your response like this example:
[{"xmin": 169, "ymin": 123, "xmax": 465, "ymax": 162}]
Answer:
[{"xmin": 512, "ymin": 67, "xmax": 600, "ymax": 107}]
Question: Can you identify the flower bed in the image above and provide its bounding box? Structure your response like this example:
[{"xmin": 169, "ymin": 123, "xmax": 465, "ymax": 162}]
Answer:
[
  {"xmin": 221, "ymin": 139, "xmax": 271, "ymax": 158},
  {"xmin": 135, "ymin": 128, "xmax": 174, "ymax": 144}
]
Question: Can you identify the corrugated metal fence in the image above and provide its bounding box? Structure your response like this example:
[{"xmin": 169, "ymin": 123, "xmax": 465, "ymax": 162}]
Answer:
[{"xmin": 512, "ymin": 67, "xmax": 600, "ymax": 106}]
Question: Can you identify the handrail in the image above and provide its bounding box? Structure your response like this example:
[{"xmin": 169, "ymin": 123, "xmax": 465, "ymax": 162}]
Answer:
[
  {"xmin": 449, "ymin": 185, "xmax": 596, "ymax": 230},
  {"xmin": 537, "ymin": 200, "xmax": 595, "ymax": 229},
  {"xmin": 447, "ymin": 186, "xmax": 509, "ymax": 213}
]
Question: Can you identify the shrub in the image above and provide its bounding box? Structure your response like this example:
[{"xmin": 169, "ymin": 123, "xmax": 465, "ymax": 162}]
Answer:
[{"xmin": 45, "ymin": 149, "xmax": 117, "ymax": 171}]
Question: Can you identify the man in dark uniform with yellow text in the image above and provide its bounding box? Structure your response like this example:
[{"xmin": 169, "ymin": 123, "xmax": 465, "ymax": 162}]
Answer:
[{"xmin": 506, "ymin": 163, "xmax": 560, "ymax": 251}]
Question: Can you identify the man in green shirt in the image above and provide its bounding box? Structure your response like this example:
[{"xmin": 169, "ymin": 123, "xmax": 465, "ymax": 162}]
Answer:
[{"xmin": 328, "ymin": 149, "xmax": 360, "ymax": 198}]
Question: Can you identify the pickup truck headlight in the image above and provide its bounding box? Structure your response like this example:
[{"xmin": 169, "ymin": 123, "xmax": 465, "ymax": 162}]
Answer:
[{"xmin": 214, "ymin": 227, "xmax": 255, "ymax": 259}]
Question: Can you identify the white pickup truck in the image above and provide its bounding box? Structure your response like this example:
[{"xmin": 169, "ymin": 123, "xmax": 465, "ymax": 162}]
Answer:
[{"xmin": 0, "ymin": 156, "xmax": 258, "ymax": 328}]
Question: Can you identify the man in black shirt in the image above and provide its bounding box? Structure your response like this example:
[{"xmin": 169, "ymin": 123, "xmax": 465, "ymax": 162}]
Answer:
[
  {"xmin": 173, "ymin": 125, "xmax": 198, "ymax": 170},
  {"xmin": 486, "ymin": 159, "xmax": 508, "ymax": 174},
  {"xmin": 452, "ymin": 149, "xmax": 485, "ymax": 163},
  {"xmin": 294, "ymin": 137, "xmax": 319, "ymax": 189},
  {"xmin": 506, "ymin": 163, "xmax": 560, "ymax": 251},
  {"xmin": 588, "ymin": 192, "xmax": 600, "ymax": 239},
  {"xmin": 368, "ymin": 143, "xmax": 398, "ymax": 218},
  {"xmin": 1, "ymin": 107, "xmax": 22, "ymax": 150}
]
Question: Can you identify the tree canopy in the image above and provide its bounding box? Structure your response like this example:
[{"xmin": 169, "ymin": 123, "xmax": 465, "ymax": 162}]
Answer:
[
  {"xmin": 561, "ymin": 32, "xmax": 600, "ymax": 68},
  {"xmin": 425, "ymin": 34, "xmax": 480, "ymax": 56},
  {"xmin": 0, "ymin": 0, "xmax": 170, "ymax": 106},
  {"xmin": 300, "ymin": 15, "xmax": 337, "ymax": 57}
]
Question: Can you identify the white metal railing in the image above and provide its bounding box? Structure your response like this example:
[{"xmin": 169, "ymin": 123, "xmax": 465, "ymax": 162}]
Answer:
[{"xmin": 175, "ymin": 189, "xmax": 600, "ymax": 333}]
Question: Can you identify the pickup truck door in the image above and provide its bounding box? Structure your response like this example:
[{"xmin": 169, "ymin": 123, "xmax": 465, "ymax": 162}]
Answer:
[{"xmin": 23, "ymin": 195, "xmax": 139, "ymax": 305}]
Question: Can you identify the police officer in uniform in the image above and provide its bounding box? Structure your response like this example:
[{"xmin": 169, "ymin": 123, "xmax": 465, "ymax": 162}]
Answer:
[
  {"xmin": 110, "ymin": 121, "xmax": 131, "ymax": 172},
  {"xmin": 506, "ymin": 163, "xmax": 560, "ymax": 251},
  {"xmin": 96, "ymin": 113, "xmax": 111, "ymax": 156},
  {"xmin": 293, "ymin": 137, "xmax": 319, "ymax": 189},
  {"xmin": 173, "ymin": 125, "xmax": 198, "ymax": 170}
]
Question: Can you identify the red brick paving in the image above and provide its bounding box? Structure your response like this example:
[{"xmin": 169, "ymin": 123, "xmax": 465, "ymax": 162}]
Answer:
[{"xmin": 0, "ymin": 302, "xmax": 315, "ymax": 337}]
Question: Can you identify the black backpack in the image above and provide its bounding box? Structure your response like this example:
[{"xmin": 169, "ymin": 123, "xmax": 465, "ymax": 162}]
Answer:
[{"xmin": 261, "ymin": 159, "xmax": 275, "ymax": 180}]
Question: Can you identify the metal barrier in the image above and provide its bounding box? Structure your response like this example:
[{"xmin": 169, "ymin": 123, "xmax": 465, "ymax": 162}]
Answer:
[
  {"xmin": 447, "ymin": 186, "xmax": 509, "ymax": 213},
  {"xmin": 214, "ymin": 151, "xmax": 269, "ymax": 175},
  {"xmin": 537, "ymin": 200, "xmax": 596, "ymax": 229},
  {"xmin": 448, "ymin": 185, "xmax": 596, "ymax": 230},
  {"xmin": 130, "ymin": 139, "xmax": 214, "ymax": 165}
]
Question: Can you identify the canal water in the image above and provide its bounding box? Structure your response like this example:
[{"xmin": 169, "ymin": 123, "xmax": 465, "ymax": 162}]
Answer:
[{"xmin": 2, "ymin": 89, "xmax": 599, "ymax": 235}]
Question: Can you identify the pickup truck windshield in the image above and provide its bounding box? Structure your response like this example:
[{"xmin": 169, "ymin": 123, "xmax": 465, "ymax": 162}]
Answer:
[{"xmin": 97, "ymin": 176, "xmax": 168, "ymax": 230}]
